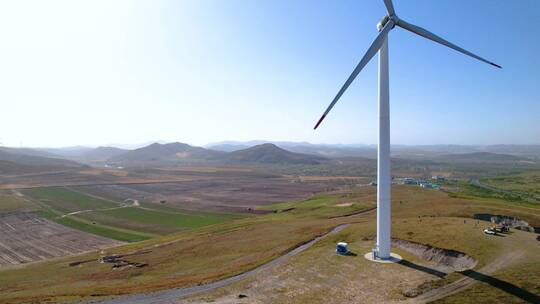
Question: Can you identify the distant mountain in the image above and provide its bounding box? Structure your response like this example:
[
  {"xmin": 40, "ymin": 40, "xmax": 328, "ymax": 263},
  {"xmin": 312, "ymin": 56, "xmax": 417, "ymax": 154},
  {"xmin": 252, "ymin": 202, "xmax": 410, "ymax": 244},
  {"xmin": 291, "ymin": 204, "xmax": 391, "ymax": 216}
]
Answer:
[
  {"xmin": 227, "ymin": 143, "xmax": 327, "ymax": 165},
  {"xmin": 35, "ymin": 146, "xmax": 128, "ymax": 163},
  {"xmin": 78, "ymin": 147, "xmax": 128, "ymax": 162},
  {"xmin": 207, "ymin": 141, "xmax": 376, "ymax": 158},
  {"xmin": 0, "ymin": 149, "xmax": 83, "ymax": 174},
  {"xmin": 38, "ymin": 146, "xmax": 95, "ymax": 158},
  {"xmin": 0, "ymin": 147, "xmax": 62, "ymax": 159},
  {"xmin": 109, "ymin": 142, "xmax": 224, "ymax": 165},
  {"xmin": 434, "ymin": 152, "xmax": 530, "ymax": 163},
  {"xmin": 207, "ymin": 143, "xmax": 251, "ymax": 152}
]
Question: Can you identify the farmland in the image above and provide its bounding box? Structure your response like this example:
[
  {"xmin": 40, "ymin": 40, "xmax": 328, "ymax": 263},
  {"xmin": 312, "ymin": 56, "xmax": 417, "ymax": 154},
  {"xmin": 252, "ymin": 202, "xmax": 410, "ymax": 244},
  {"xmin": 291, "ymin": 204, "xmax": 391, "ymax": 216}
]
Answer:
[
  {"xmin": 0, "ymin": 155, "xmax": 540, "ymax": 303},
  {"xmin": 1, "ymin": 185, "xmax": 540, "ymax": 303},
  {"xmin": 21, "ymin": 186, "xmax": 242, "ymax": 237},
  {"xmin": 0, "ymin": 212, "xmax": 121, "ymax": 267}
]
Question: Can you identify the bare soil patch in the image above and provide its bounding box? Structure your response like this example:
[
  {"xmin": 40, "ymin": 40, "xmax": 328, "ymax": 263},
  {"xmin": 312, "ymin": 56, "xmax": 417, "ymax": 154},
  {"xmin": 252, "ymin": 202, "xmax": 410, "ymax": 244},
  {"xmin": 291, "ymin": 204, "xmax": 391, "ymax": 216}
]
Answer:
[
  {"xmin": 0, "ymin": 212, "xmax": 122, "ymax": 267},
  {"xmin": 392, "ymin": 238, "xmax": 477, "ymax": 273},
  {"xmin": 83, "ymin": 177, "xmax": 326, "ymax": 213}
]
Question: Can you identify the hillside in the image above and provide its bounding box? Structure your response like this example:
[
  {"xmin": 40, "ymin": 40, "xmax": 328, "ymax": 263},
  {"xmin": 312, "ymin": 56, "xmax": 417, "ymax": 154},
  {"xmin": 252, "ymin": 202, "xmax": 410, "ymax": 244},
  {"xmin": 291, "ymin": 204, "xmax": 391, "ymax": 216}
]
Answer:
[
  {"xmin": 434, "ymin": 152, "xmax": 531, "ymax": 163},
  {"xmin": 109, "ymin": 142, "xmax": 224, "ymax": 165},
  {"xmin": 0, "ymin": 149, "xmax": 83, "ymax": 174},
  {"xmin": 227, "ymin": 143, "xmax": 327, "ymax": 165},
  {"xmin": 77, "ymin": 146, "xmax": 128, "ymax": 162},
  {"xmin": 0, "ymin": 147, "xmax": 61, "ymax": 159}
]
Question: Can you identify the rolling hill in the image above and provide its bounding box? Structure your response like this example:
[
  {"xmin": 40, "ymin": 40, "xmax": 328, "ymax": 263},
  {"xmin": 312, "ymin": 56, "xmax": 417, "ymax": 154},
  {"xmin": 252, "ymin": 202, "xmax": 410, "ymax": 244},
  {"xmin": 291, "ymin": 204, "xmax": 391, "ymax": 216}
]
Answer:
[
  {"xmin": 75, "ymin": 146, "xmax": 128, "ymax": 162},
  {"xmin": 227, "ymin": 143, "xmax": 328, "ymax": 165},
  {"xmin": 0, "ymin": 149, "xmax": 83, "ymax": 174},
  {"xmin": 109, "ymin": 142, "xmax": 224, "ymax": 165},
  {"xmin": 434, "ymin": 152, "xmax": 531, "ymax": 163},
  {"xmin": 107, "ymin": 142, "xmax": 328, "ymax": 166}
]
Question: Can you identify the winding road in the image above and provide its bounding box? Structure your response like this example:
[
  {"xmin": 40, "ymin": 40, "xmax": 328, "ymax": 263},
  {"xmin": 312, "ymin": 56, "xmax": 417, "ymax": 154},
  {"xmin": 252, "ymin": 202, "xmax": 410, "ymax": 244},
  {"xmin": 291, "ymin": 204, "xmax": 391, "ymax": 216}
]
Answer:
[{"xmin": 86, "ymin": 224, "xmax": 350, "ymax": 304}]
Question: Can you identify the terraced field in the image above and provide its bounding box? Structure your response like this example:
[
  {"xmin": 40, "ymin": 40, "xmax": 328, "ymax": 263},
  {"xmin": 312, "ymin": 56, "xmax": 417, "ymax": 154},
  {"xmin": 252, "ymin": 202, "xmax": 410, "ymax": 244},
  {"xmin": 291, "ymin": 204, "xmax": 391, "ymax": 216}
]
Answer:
[{"xmin": 0, "ymin": 212, "xmax": 121, "ymax": 267}]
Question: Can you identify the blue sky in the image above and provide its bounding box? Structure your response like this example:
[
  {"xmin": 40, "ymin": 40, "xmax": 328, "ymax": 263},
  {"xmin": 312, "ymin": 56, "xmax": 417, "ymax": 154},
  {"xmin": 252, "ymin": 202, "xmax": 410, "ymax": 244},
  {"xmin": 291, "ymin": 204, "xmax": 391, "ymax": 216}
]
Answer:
[{"xmin": 0, "ymin": 0, "xmax": 538, "ymax": 147}]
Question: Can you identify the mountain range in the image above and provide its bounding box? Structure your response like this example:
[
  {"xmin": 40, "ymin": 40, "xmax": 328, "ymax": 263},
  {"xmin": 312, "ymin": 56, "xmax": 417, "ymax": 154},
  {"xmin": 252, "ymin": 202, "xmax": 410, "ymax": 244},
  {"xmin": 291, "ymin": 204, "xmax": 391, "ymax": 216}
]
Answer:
[{"xmin": 1, "ymin": 141, "xmax": 539, "ymax": 174}]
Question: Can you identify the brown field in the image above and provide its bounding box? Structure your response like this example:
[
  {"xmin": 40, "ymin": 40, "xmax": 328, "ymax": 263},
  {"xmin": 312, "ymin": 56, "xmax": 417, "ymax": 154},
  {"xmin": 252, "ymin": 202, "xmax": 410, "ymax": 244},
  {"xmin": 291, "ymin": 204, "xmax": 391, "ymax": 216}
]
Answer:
[
  {"xmin": 0, "ymin": 170, "xmax": 205, "ymax": 189},
  {"xmin": 0, "ymin": 212, "xmax": 121, "ymax": 267},
  {"xmin": 0, "ymin": 168, "xmax": 331, "ymax": 214},
  {"xmin": 78, "ymin": 177, "xmax": 326, "ymax": 213}
]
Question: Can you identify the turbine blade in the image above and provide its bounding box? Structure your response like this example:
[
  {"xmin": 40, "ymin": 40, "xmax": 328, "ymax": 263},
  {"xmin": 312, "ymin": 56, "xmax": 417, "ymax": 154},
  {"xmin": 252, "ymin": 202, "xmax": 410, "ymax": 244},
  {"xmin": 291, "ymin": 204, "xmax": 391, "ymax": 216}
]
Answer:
[
  {"xmin": 383, "ymin": 0, "xmax": 395, "ymax": 16},
  {"xmin": 397, "ymin": 19, "xmax": 501, "ymax": 68},
  {"xmin": 314, "ymin": 21, "xmax": 394, "ymax": 130}
]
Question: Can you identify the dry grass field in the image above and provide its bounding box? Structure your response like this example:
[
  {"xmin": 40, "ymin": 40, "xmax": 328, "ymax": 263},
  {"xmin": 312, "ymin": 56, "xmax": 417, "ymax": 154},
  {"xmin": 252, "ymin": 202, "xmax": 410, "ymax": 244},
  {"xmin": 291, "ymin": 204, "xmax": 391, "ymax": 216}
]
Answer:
[
  {"xmin": 0, "ymin": 185, "xmax": 539, "ymax": 303},
  {"xmin": 181, "ymin": 217, "xmax": 539, "ymax": 304}
]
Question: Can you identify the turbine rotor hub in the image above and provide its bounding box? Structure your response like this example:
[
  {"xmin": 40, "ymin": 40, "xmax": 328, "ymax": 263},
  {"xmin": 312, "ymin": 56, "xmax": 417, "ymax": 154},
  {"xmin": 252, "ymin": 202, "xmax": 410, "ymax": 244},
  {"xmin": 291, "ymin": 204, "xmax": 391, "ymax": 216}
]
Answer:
[{"xmin": 377, "ymin": 15, "xmax": 398, "ymax": 32}]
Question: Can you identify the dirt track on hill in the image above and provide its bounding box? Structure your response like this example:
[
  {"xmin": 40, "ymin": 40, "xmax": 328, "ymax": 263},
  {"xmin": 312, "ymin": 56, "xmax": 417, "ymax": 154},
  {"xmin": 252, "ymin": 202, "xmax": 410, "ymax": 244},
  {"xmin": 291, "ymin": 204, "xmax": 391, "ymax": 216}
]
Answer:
[
  {"xmin": 408, "ymin": 250, "xmax": 525, "ymax": 303},
  {"xmin": 85, "ymin": 224, "xmax": 351, "ymax": 304}
]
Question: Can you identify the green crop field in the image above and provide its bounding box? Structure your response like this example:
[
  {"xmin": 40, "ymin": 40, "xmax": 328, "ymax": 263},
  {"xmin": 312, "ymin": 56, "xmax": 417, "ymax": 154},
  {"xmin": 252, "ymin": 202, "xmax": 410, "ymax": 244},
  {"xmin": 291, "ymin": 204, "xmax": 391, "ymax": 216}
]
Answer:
[
  {"xmin": 21, "ymin": 186, "xmax": 242, "ymax": 238},
  {"xmin": 2, "ymin": 185, "xmax": 540, "ymax": 304},
  {"xmin": 101, "ymin": 206, "xmax": 237, "ymax": 229},
  {"xmin": 38, "ymin": 209, "xmax": 152, "ymax": 242}
]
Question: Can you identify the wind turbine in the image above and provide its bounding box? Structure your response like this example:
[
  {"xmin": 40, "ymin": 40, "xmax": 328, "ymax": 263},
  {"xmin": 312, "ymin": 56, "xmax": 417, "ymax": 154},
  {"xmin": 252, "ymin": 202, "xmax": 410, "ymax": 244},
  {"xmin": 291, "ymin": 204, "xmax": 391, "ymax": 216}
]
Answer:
[{"xmin": 313, "ymin": 0, "xmax": 500, "ymax": 260}]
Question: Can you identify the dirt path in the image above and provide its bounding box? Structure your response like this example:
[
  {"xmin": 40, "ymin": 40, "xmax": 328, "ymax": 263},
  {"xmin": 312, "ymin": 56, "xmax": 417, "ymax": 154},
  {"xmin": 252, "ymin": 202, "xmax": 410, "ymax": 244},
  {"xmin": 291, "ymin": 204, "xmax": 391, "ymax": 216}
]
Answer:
[
  {"xmin": 409, "ymin": 250, "xmax": 525, "ymax": 303},
  {"xmin": 65, "ymin": 186, "xmax": 126, "ymax": 206},
  {"xmin": 85, "ymin": 224, "xmax": 350, "ymax": 304}
]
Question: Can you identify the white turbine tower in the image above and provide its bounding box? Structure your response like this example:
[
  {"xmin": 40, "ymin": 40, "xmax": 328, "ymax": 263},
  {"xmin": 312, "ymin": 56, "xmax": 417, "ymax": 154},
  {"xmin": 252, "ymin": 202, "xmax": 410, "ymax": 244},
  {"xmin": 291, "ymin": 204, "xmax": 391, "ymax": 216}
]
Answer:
[{"xmin": 314, "ymin": 0, "xmax": 500, "ymax": 261}]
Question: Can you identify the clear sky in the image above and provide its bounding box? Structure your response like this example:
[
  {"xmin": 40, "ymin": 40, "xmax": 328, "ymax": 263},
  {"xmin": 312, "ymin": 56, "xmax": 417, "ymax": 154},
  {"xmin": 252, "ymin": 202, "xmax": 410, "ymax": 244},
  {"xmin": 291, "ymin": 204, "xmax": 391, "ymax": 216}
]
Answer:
[{"xmin": 0, "ymin": 0, "xmax": 538, "ymax": 148}]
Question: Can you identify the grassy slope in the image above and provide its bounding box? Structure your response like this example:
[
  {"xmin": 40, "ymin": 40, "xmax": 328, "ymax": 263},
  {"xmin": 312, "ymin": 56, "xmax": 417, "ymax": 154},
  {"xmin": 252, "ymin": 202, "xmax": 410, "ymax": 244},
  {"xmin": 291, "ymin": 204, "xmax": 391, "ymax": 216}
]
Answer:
[
  {"xmin": 0, "ymin": 185, "xmax": 539, "ymax": 303},
  {"xmin": 433, "ymin": 232, "xmax": 540, "ymax": 304},
  {"xmin": 189, "ymin": 216, "xmax": 535, "ymax": 304},
  {"xmin": 481, "ymin": 170, "xmax": 540, "ymax": 196}
]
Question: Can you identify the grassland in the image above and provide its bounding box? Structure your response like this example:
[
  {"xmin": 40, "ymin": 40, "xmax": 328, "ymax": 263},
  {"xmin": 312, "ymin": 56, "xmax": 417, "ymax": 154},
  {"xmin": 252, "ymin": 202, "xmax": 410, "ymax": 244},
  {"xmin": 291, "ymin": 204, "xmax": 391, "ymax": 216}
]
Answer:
[
  {"xmin": 1, "ymin": 185, "xmax": 540, "ymax": 303},
  {"xmin": 261, "ymin": 191, "xmax": 376, "ymax": 218},
  {"xmin": 450, "ymin": 182, "xmax": 534, "ymax": 204},
  {"xmin": 481, "ymin": 170, "xmax": 540, "ymax": 198},
  {"xmin": 185, "ymin": 216, "xmax": 538, "ymax": 303}
]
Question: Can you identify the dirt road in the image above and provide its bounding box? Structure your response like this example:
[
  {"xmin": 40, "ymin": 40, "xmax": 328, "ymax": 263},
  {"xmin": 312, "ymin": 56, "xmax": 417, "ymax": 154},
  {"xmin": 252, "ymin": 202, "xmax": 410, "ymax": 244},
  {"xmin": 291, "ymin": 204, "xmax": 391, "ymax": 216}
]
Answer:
[
  {"xmin": 409, "ymin": 250, "xmax": 525, "ymax": 303},
  {"xmin": 85, "ymin": 224, "xmax": 350, "ymax": 304}
]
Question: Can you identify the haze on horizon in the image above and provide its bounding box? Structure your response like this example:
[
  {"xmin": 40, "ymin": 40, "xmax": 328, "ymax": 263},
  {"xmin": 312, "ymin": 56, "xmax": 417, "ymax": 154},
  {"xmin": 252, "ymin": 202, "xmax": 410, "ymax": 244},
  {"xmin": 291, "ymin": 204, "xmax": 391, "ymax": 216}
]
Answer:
[{"xmin": 1, "ymin": 0, "xmax": 539, "ymax": 148}]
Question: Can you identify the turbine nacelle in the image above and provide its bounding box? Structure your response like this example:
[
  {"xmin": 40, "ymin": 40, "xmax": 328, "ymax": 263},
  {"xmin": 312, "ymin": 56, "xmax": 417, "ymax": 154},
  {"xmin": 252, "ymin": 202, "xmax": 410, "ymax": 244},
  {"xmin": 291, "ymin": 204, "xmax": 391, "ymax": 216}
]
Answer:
[
  {"xmin": 314, "ymin": 0, "xmax": 501, "ymax": 130},
  {"xmin": 377, "ymin": 15, "xmax": 398, "ymax": 32},
  {"xmin": 376, "ymin": 16, "xmax": 389, "ymax": 31}
]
